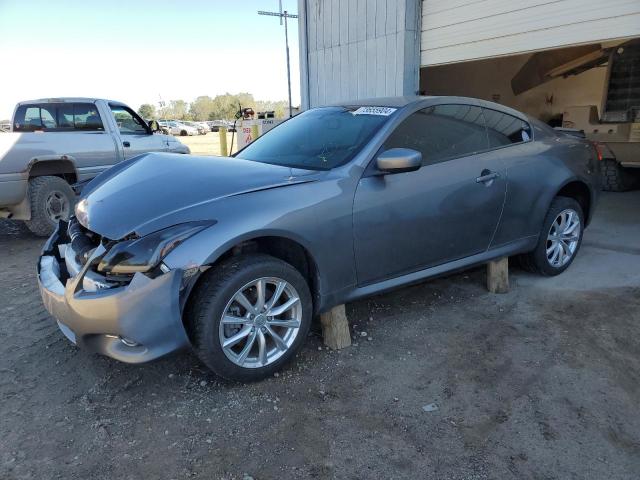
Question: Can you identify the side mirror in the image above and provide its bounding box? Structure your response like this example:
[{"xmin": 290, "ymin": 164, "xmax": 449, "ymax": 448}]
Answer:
[
  {"xmin": 376, "ymin": 148, "xmax": 422, "ymax": 174},
  {"xmin": 148, "ymin": 120, "xmax": 161, "ymax": 133}
]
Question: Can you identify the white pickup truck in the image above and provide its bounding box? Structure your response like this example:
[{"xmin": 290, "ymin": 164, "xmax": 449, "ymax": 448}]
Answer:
[{"xmin": 0, "ymin": 98, "xmax": 190, "ymax": 235}]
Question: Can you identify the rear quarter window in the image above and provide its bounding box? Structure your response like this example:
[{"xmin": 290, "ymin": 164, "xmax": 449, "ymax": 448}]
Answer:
[{"xmin": 483, "ymin": 108, "xmax": 532, "ymax": 148}]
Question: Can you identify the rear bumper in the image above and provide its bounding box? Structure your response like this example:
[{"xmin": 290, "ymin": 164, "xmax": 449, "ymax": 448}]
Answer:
[{"xmin": 37, "ymin": 223, "xmax": 190, "ymax": 363}]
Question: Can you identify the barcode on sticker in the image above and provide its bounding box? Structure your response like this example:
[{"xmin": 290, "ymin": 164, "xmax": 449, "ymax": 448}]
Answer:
[{"xmin": 353, "ymin": 106, "xmax": 397, "ymax": 116}]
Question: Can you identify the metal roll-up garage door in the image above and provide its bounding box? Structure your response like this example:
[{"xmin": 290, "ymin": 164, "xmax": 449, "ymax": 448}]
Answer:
[{"xmin": 420, "ymin": 0, "xmax": 640, "ymax": 66}]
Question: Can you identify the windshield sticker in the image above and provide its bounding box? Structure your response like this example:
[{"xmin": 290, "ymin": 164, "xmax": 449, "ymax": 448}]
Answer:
[{"xmin": 352, "ymin": 106, "xmax": 397, "ymax": 116}]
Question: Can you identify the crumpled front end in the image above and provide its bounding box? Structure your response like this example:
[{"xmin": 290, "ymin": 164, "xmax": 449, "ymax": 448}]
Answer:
[{"xmin": 37, "ymin": 219, "xmax": 191, "ymax": 363}]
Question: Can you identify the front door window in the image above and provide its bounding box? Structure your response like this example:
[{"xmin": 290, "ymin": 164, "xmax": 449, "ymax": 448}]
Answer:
[{"xmin": 109, "ymin": 105, "xmax": 149, "ymax": 135}]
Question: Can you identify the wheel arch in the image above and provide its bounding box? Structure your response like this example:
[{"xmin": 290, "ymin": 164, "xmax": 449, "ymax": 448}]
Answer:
[
  {"xmin": 554, "ymin": 179, "xmax": 593, "ymax": 226},
  {"xmin": 186, "ymin": 232, "xmax": 322, "ymax": 314},
  {"xmin": 27, "ymin": 156, "xmax": 78, "ymax": 185}
]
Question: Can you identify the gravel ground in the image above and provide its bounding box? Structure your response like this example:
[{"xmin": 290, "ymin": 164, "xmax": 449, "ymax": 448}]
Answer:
[{"xmin": 1, "ymin": 192, "xmax": 639, "ymax": 480}]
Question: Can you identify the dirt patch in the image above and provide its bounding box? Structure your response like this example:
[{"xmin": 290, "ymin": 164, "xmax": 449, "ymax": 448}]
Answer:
[{"xmin": 1, "ymin": 219, "xmax": 639, "ymax": 479}]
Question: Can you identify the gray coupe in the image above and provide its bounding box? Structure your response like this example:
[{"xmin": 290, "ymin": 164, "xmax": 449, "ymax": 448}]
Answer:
[{"xmin": 38, "ymin": 96, "xmax": 601, "ymax": 381}]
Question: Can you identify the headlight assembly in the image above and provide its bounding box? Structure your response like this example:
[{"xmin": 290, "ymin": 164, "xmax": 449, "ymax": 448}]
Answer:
[
  {"xmin": 75, "ymin": 198, "xmax": 89, "ymax": 228},
  {"xmin": 97, "ymin": 221, "xmax": 215, "ymax": 274}
]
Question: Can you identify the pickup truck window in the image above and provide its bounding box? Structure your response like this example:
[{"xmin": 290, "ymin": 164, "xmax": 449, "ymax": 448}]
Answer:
[
  {"xmin": 13, "ymin": 103, "xmax": 104, "ymax": 132},
  {"xmin": 110, "ymin": 105, "xmax": 149, "ymax": 135}
]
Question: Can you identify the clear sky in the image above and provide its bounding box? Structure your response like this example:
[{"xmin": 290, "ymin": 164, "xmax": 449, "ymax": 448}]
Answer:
[{"xmin": 0, "ymin": 0, "xmax": 300, "ymax": 119}]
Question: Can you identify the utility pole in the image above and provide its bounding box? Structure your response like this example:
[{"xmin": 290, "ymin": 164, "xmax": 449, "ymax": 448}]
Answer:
[
  {"xmin": 258, "ymin": 2, "xmax": 298, "ymax": 118},
  {"xmin": 158, "ymin": 95, "xmax": 166, "ymax": 120}
]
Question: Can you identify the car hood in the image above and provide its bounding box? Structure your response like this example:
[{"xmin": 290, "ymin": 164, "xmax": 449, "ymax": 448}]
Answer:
[{"xmin": 78, "ymin": 153, "xmax": 317, "ymax": 239}]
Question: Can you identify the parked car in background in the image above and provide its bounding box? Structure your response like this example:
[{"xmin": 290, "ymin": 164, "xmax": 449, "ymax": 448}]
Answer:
[
  {"xmin": 148, "ymin": 119, "xmax": 171, "ymax": 135},
  {"xmin": 0, "ymin": 98, "xmax": 190, "ymax": 235},
  {"xmin": 160, "ymin": 120, "xmax": 198, "ymax": 136},
  {"xmin": 38, "ymin": 96, "xmax": 600, "ymax": 381},
  {"xmin": 180, "ymin": 121, "xmax": 208, "ymax": 135},
  {"xmin": 158, "ymin": 120, "xmax": 171, "ymax": 134},
  {"xmin": 198, "ymin": 121, "xmax": 212, "ymax": 133},
  {"xmin": 158, "ymin": 120, "xmax": 173, "ymax": 135},
  {"xmin": 206, "ymin": 120, "xmax": 228, "ymax": 132}
]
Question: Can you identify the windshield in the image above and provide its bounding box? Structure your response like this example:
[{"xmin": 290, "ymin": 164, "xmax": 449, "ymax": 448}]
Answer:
[{"xmin": 236, "ymin": 106, "xmax": 395, "ymax": 170}]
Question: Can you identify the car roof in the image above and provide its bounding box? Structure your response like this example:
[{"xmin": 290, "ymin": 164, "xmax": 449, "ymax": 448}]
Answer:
[
  {"xmin": 331, "ymin": 95, "xmax": 529, "ymax": 122},
  {"xmin": 16, "ymin": 97, "xmax": 126, "ymax": 106},
  {"xmin": 334, "ymin": 96, "xmax": 428, "ymax": 108}
]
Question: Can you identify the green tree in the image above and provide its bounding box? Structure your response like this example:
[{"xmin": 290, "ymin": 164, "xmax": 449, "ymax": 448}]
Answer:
[
  {"xmin": 138, "ymin": 103, "xmax": 157, "ymax": 119},
  {"xmin": 171, "ymin": 100, "xmax": 190, "ymax": 120},
  {"xmin": 209, "ymin": 92, "xmax": 256, "ymax": 120},
  {"xmin": 189, "ymin": 96, "xmax": 215, "ymax": 121},
  {"xmin": 153, "ymin": 94, "xmax": 290, "ymax": 122},
  {"xmin": 159, "ymin": 100, "xmax": 190, "ymax": 120}
]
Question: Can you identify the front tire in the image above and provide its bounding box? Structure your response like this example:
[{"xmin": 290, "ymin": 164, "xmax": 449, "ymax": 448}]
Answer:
[
  {"xmin": 185, "ymin": 254, "xmax": 312, "ymax": 382},
  {"xmin": 25, "ymin": 176, "xmax": 75, "ymax": 236},
  {"xmin": 180, "ymin": 130, "xmax": 187, "ymax": 136},
  {"xmin": 519, "ymin": 196, "xmax": 584, "ymax": 276}
]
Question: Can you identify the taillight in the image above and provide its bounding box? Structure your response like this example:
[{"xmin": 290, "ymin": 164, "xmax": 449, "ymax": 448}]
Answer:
[{"xmin": 590, "ymin": 141, "xmax": 603, "ymax": 161}]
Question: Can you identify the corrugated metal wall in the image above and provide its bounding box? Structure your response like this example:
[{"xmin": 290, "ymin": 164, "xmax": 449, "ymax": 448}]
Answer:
[
  {"xmin": 421, "ymin": 0, "xmax": 640, "ymax": 66},
  {"xmin": 299, "ymin": 0, "xmax": 421, "ymax": 108}
]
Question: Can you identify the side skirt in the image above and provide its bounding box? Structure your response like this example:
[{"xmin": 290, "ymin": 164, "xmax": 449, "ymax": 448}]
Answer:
[{"xmin": 317, "ymin": 236, "xmax": 537, "ymax": 313}]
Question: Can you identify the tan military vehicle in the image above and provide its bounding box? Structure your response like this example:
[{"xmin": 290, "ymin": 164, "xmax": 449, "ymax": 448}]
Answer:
[{"xmin": 561, "ymin": 42, "xmax": 639, "ymax": 191}]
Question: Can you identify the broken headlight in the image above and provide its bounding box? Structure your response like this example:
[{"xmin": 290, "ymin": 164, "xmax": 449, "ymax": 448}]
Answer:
[{"xmin": 97, "ymin": 221, "xmax": 214, "ymax": 274}]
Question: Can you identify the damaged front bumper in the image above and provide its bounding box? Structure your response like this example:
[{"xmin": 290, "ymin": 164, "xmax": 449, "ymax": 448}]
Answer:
[{"xmin": 37, "ymin": 222, "xmax": 191, "ymax": 363}]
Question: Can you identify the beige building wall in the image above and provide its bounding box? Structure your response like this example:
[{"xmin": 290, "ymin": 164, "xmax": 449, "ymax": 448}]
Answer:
[{"xmin": 420, "ymin": 53, "xmax": 608, "ymax": 122}]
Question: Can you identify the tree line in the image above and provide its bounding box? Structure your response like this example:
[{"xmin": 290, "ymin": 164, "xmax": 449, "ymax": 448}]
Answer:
[{"xmin": 138, "ymin": 93, "xmax": 289, "ymax": 121}]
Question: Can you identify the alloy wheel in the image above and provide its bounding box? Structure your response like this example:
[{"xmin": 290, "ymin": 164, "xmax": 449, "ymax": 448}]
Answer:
[
  {"xmin": 219, "ymin": 277, "xmax": 302, "ymax": 368},
  {"xmin": 546, "ymin": 208, "xmax": 581, "ymax": 267}
]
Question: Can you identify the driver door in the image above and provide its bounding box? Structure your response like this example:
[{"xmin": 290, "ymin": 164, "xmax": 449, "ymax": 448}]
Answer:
[
  {"xmin": 352, "ymin": 104, "xmax": 507, "ymax": 285},
  {"xmin": 109, "ymin": 104, "xmax": 167, "ymax": 159}
]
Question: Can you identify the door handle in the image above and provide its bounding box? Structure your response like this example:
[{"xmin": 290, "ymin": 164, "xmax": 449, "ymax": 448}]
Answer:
[
  {"xmin": 476, "ymin": 170, "xmax": 500, "ymax": 184},
  {"xmin": 123, "ymin": 141, "xmax": 131, "ymax": 148}
]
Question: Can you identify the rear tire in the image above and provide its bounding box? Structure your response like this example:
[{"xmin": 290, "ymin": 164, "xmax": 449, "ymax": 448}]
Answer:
[
  {"xmin": 185, "ymin": 254, "xmax": 312, "ymax": 382},
  {"xmin": 25, "ymin": 176, "xmax": 75, "ymax": 237},
  {"xmin": 601, "ymin": 159, "xmax": 636, "ymax": 192},
  {"xmin": 519, "ymin": 196, "xmax": 584, "ymax": 276}
]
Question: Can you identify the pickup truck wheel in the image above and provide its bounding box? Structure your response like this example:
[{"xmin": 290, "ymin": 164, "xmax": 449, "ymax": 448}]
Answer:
[
  {"xmin": 25, "ymin": 176, "xmax": 75, "ymax": 236},
  {"xmin": 601, "ymin": 159, "xmax": 636, "ymax": 192},
  {"xmin": 519, "ymin": 196, "xmax": 584, "ymax": 276},
  {"xmin": 185, "ymin": 254, "xmax": 312, "ymax": 382}
]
